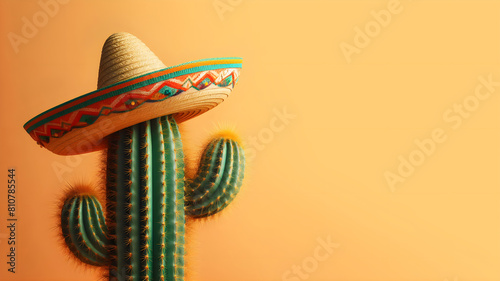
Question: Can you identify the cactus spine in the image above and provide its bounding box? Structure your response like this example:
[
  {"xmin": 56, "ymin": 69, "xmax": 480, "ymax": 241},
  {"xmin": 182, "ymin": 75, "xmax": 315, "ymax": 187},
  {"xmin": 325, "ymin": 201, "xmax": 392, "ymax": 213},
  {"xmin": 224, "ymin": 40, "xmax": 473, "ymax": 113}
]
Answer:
[{"xmin": 60, "ymin": 115, "xmax": 245, "ymax": 281}]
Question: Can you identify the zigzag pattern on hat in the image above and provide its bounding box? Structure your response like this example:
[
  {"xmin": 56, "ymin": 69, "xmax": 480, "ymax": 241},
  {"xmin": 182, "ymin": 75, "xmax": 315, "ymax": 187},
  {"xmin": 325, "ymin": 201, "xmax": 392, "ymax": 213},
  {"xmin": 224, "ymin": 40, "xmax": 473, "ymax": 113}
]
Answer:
[{"xmin": 28, "ymin": 68, "xmax": 240, "ymax": 146}]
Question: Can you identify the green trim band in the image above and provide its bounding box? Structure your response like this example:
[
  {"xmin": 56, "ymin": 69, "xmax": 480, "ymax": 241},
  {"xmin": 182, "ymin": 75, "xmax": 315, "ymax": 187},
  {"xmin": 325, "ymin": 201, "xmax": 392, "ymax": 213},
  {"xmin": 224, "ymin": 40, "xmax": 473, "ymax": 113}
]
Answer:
[{"xmin": 25, "ymin": 58, "xmax": 242, "ymax": 133}]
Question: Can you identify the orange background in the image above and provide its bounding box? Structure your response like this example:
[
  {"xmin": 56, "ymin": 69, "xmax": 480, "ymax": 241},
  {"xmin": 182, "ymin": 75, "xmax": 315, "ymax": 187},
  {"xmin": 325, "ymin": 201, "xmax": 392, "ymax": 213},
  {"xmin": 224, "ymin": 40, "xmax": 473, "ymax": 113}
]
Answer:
[{"xmin": 1, "ymin": 0, "xmax": 500, "ymax": 280}]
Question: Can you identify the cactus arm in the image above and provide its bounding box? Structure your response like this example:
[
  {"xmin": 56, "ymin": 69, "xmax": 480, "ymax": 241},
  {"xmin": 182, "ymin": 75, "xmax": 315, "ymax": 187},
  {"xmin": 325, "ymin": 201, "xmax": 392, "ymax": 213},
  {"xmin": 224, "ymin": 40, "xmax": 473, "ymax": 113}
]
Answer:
[
  {"xmin": 61, "ymin": 195, "xmax": 108, "ymax": 266},
  {"xmin": 81, "ymin": 197, "xmax": 108, "ymax": 255},
  {"xmin": 88, "ymin": 196, "xmax": 108, "ymax": 246},
  {"xmin": 187, "ymin": 139, "xmax": 225, "ymax": 201},
  {"xmin": 185, "ymin": 138, "xmax": 245, "ymax": 218}
]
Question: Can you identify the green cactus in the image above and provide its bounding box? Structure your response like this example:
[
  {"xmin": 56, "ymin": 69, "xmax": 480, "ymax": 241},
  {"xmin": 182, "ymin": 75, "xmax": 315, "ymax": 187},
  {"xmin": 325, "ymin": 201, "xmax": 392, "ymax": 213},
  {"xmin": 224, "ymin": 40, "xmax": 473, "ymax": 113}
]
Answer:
[
  {"xmin": 60, "ymin": 193, "xmax": 108, "ymax": 266},
  {"xmin": 185, "ymin": 137, "xmax": 245, "ymax": 218},
  {"xmin": 60, "ymin": 115, "xmax": 245, "ymax": 281}
]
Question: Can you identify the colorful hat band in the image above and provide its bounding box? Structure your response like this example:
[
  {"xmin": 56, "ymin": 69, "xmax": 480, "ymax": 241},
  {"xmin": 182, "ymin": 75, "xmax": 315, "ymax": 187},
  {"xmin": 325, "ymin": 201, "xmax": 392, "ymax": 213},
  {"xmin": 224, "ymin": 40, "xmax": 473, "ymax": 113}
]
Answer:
[{"xmin": 24, "ymin": 57, "xmax": 242, "ymax": 146}]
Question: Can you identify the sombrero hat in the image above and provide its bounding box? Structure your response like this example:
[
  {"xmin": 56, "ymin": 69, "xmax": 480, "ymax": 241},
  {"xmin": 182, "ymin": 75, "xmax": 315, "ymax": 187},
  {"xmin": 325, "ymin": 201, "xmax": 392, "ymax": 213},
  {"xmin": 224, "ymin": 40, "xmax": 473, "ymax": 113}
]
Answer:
[{"xmin": 23, "ymin": 32, "xmax": 242, "ymax": 155}]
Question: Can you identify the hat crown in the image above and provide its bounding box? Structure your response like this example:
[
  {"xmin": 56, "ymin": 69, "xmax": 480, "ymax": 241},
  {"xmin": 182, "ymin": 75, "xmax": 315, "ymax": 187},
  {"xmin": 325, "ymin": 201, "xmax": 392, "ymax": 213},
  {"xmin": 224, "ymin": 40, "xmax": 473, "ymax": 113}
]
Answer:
[{"xmin": 97, "ymin": 32, "xmax": 166, "ymax": 89}]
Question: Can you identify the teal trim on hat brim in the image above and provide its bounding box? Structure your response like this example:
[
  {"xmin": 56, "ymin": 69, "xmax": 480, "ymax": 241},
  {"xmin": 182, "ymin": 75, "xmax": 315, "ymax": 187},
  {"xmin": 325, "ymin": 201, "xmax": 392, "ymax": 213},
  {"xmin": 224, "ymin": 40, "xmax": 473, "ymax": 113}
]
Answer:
[{"xmin": 25, "ymin": 57, "xmax": 242, "ymax": 134}]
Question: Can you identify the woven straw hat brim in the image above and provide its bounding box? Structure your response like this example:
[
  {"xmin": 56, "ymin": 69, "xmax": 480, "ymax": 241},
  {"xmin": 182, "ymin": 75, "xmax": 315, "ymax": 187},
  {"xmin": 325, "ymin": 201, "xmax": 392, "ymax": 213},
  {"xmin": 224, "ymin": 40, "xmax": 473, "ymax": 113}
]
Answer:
[
  {"xmin": 23, "ymin": 33, "xmax": 242, "ymax": 155},
  {"xmin": 24, "ymin": 58, "xmax": 241, "ymax": 155}
]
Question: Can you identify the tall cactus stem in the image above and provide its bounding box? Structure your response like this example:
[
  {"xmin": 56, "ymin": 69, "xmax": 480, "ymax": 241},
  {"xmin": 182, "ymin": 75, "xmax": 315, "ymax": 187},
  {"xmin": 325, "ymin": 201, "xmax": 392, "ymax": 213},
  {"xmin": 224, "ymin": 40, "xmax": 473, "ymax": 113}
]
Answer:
[{"xmin": 60, "ymin": 115, "xmax": 245, "ymax": 281}]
